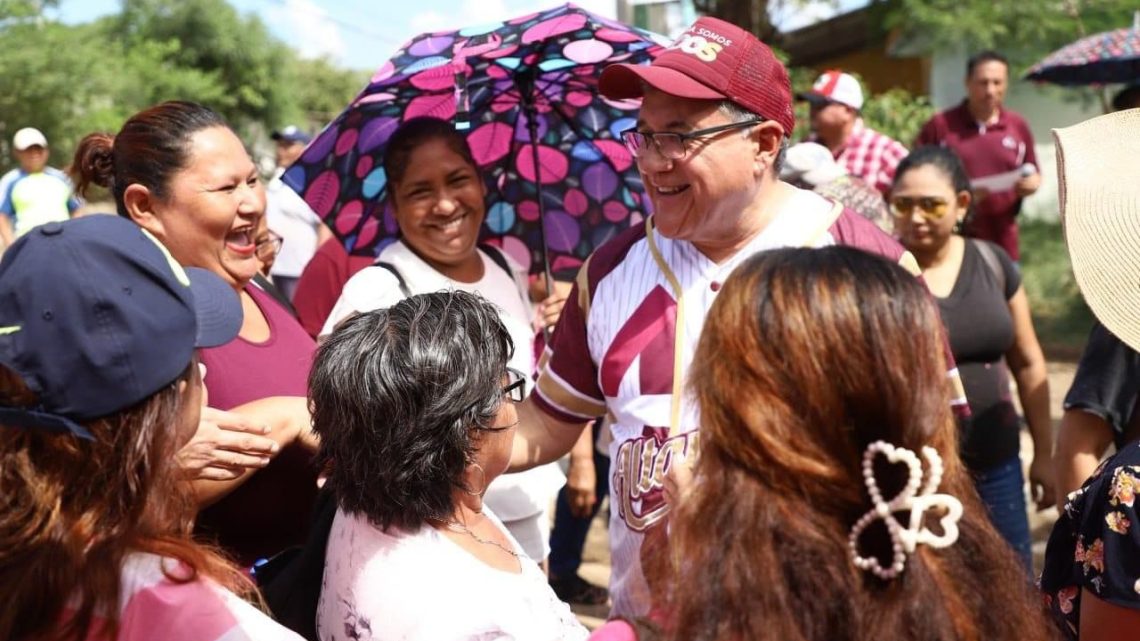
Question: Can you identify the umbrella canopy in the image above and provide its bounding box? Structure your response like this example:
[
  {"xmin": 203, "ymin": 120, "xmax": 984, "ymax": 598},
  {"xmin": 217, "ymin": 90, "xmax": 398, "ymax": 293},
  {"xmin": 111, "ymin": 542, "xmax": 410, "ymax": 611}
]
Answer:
[
  {"xmin": 283, "ymin": 2, "xmax": 667, "ymax": 278},
  {"xmin": 1025, "ymin": 14, "xmax": 1140, "ymax": 86}
]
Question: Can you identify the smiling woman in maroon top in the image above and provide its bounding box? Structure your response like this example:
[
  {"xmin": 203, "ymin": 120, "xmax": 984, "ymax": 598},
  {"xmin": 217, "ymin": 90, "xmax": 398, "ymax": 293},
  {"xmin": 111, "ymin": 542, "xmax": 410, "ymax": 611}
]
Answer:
[{"xmin": 72, "ymin": 101, "xmax": 320, "ymax": 565}]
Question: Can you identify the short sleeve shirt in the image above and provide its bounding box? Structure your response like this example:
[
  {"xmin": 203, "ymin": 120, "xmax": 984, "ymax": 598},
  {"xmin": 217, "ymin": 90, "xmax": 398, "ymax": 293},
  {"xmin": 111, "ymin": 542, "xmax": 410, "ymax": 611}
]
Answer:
[
  {"xmin": 828, "ymin": 119, "xmax": 909, "ymax": 195},
  {"xmin": 1041, "ymin": 442, "xmax": 1140, "ymax": 639},
  {"xmin": 74, "ymin": 553, "xmax": 301, "ymax": 641},
  {"xmin": 0, "ymin": 167, "xmax": 81, "ymax": 237},
  {"xmin": 1064, "ymin": 321, "xmax": 1140, "ymax": 448},
  {"xmin": 937, "ymin": 239, "xmax": 1023, "ymax": 470},
  {"xmin": 915, "ymin": 102, "xmax": 1038, "ymax": 259},
  {"xmin": 316, "ymin": 507, "xmax": 587, "ymax": 641}
]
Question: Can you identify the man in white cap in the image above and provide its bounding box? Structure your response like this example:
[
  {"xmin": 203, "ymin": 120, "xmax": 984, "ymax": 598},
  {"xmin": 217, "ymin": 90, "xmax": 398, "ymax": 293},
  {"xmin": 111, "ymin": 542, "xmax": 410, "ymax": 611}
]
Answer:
[
  {"xmin": 798, "ymin": 70, "xmax": 908, "ymax": 195},
  {"xmin": 0, "ymin": 127, "xmax": 81, "ymax": 250},
  {"xmin": 265, "ymin": 125, "xmax": 330, "ymax": 300}
]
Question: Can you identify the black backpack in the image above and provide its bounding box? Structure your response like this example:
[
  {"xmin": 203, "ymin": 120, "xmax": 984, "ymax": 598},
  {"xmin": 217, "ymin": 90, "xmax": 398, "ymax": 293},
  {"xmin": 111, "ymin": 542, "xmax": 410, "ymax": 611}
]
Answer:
[{"xmin": 253, "ymin": 487, "xmax": 337, "ymax": 641}]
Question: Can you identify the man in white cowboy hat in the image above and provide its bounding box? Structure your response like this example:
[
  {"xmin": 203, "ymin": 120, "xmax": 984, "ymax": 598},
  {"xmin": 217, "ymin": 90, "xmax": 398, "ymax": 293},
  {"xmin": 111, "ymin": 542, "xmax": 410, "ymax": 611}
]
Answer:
[
  {"xmin": 0, "ymin": 127, "xmax": 81, "ymax": 251},
  {"xmin": 500, "ymin": 15, "xmax": 952, "ymax": 618},
  {"xmin": 798, "ymin": 70, "xmax": 908, "ymax": 196}
]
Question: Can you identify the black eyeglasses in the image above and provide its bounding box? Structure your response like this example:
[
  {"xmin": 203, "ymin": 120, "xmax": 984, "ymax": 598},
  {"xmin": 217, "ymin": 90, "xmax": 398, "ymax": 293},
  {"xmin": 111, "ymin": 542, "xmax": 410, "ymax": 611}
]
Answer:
[
  {"xmin": 621, "ymin": 119, "xmax": 764, "ymax": 161},
  {"xmin": 502, "ymin": 367, "xmax": 527, "ymax": 403},
  {"xmin": 255, "ymin": 231, "xmax": 283, "ymax": 261}
]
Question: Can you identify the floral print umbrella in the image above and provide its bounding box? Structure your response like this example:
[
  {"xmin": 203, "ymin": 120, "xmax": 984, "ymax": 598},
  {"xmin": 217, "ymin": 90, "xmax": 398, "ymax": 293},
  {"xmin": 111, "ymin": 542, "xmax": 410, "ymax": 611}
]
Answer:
[
  {"xmin": 283, "ymin": 2, "xmax": 667, "ymax": 278},
  {"xmin": 1025, "ymin": 14, "xmax": 1140, "ymax": 86}
]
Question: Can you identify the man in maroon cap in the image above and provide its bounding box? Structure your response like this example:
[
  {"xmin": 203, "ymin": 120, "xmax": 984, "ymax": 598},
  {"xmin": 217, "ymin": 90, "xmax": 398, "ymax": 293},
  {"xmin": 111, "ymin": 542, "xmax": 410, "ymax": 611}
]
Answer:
[{"xmin": 503, "ymin": 16, "xmax": 938, "ymax": 617}]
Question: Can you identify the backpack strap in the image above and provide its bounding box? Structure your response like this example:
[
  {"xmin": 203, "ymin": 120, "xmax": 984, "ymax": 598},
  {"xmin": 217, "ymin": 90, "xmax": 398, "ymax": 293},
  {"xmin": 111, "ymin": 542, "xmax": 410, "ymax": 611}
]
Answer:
[
  {"xmin": 372, "ymin": 261, "xmax": 412, "ymax": 298},
  {"xmin": 478, "ymin": 242, "xmax": 513, "ymax": 277},
  {"xmin": 972, "ymin": 239, "xmax": 1007, "ymax": 298},
  {"xmin": 376, "ymin": 246, "xmax": 513, "ymax": 300}
]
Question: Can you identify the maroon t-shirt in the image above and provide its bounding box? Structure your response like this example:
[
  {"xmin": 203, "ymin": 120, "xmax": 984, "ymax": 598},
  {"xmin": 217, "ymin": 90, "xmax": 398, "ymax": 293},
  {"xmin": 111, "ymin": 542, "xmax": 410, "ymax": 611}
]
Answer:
[
  {"xmin": 292, "ymin": 239, "xmax": 373, "ymax": 339},
  {"xmin": 915, "ymin": 101, "xmax": 1037, "ymax": 260},
  {"xmin": 196, "ymin": 284, "xmax": 318, "ymax": 566}
]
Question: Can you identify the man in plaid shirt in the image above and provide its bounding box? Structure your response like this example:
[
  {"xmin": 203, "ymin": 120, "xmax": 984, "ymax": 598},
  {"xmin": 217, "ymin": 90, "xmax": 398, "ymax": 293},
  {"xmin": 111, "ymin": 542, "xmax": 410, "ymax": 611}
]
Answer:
[{"xmin": 799, "ymin": 70, "xmax": 908, "ymax": 195}]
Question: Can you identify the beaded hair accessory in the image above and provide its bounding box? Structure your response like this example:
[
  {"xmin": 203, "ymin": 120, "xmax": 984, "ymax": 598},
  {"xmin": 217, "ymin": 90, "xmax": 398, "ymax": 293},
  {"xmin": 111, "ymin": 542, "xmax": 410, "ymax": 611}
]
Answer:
[{"xmin": 848, "ymin": 440, "xmax": 964, "ymax": 580}]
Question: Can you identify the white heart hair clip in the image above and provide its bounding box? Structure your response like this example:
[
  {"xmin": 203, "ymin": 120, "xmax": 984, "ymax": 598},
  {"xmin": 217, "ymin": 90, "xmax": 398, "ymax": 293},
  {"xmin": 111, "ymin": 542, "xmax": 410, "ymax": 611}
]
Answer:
[{"xmin": 848, "ymin": 440, "xmax": 964, "ymax": 580}]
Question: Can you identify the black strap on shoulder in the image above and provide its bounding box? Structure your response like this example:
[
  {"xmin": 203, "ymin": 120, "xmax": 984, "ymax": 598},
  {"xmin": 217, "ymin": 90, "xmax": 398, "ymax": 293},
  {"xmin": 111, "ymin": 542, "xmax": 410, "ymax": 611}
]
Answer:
[
  {"xmin": 971, "ymin": 239, "xmax": 1007, "ymax": 298},
  {"xmin": 478, "ymin": 242, "xmax": 513, "ymax": 277},
  {"xmin": 375, "ymin": 245, "xmax": 511, "ymax": 297},
  {"xmin": 372, "ymin": 261, "xmax": 412, "ymax": 298}
]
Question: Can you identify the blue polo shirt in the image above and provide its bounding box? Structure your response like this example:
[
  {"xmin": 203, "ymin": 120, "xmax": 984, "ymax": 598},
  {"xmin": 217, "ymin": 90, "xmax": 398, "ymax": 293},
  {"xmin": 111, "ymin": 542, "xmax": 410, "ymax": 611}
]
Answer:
[{"xmin": 0, "ymin": 167, "xmax": 81, "ymax": 237}]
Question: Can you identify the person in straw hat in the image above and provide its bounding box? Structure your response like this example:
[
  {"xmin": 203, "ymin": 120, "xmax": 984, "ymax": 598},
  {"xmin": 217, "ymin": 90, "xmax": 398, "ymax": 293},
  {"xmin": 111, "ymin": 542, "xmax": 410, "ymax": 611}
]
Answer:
[{"xmin": 1039, "ymin": 108, "xmax": 1140, "ymax": 640}]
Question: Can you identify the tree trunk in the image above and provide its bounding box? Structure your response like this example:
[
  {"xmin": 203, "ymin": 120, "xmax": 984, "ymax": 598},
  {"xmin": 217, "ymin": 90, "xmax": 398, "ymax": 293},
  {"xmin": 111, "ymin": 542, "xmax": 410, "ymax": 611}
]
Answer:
[{"xmin": 691, "ymin": 0, "xmax": 777, "ymax": 43}]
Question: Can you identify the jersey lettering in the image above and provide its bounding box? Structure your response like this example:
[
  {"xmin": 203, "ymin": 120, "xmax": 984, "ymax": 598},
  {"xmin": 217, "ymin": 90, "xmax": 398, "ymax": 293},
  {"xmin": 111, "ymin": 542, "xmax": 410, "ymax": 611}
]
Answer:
[{"xmin": 613, "ymin": 427, "xmax": 700, "ymax": 532}]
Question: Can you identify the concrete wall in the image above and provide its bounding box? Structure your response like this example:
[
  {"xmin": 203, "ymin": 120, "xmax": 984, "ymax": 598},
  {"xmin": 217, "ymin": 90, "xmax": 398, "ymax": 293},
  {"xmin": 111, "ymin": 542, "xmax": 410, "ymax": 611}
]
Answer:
[{"xmin": 928, "ymin": 50, "xmax": 1104, "ymax": 221}]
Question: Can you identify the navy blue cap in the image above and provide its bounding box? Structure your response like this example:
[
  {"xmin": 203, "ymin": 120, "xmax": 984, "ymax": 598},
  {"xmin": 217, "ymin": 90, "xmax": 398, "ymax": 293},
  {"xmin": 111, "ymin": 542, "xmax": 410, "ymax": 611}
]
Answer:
[
  {"xmin": 271, "ymin": 125, "xmax": 311, "ymax": 145},
  {"xmin": 0, "ymin": 216, "xmax": 242, "ymax": 439}
]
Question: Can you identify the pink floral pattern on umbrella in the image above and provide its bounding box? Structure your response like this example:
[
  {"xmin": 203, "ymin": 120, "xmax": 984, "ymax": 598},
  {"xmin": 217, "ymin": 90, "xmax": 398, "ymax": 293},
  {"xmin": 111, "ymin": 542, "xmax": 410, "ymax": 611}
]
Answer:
[
  {"xmin": 283, "ymin": 2, "xmax": 667, "ymax": 277},
  {"xmin": 1025, "ymin": 16, "xmax": 1140, "ymax": 86}
]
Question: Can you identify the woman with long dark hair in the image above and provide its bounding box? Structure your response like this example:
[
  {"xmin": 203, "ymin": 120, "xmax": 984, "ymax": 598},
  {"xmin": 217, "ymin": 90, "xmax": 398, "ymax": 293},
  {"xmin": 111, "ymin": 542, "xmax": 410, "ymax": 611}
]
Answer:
[
  {"xmin": 593, "ymin": 246, "xmax": 1056, "ymax": 641},
  {"xmin": 891, "ymin": 145, "xmax": 1052, "ymax": 571}
]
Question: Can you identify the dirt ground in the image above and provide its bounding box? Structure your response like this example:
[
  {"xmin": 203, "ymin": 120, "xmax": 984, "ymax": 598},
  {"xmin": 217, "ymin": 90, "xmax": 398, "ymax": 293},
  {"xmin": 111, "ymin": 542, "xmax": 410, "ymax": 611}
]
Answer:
[{"xmin": 569, "ymin": 360, "xmax": 1079, "ymax": 628}]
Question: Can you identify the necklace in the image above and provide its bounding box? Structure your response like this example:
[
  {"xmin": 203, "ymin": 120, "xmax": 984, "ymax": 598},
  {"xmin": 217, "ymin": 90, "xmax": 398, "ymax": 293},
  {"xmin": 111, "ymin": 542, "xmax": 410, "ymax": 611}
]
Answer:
[{"xmin": 443, "ymin": 519, "xmax": 522, "ymax": 559}]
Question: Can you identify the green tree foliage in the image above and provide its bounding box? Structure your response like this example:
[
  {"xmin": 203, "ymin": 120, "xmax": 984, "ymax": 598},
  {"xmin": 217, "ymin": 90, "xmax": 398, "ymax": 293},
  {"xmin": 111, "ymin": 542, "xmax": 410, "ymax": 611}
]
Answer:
[
  {"xmin": 878, "ymin": 0, "xmax": 1138, "ymax": 70},
  {"xmin": 113, "ymin": 0, "xmax": 297, "ymax": 133},
  {"xmin": 860, "ymin": 88, "xmax": 933, "ymax": 147},
  {"xmin": 0, "ymin": 0, "xmax": 363, "ymax": 175},
  {"xmin": 289, "ymin": 56, "xmax": 370, "ymax": 131}
]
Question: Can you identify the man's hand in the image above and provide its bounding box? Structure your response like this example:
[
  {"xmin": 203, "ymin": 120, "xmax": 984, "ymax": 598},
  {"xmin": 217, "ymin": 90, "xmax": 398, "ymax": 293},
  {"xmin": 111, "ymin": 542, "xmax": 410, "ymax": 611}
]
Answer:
[
  {"xmin": 566, "ymin": 454, "xmax": 596, "ymax": 518},
  {"xmin": 1015, "ymin": 172, "xmax": 1041, "ymax": 198},
  {"xmin": 176, "ymin": 407, "xmax": 278, "ymax": 481},
  {"xmin": 536, "ymin": 280, "xmax": 573, "ymax": 332}
]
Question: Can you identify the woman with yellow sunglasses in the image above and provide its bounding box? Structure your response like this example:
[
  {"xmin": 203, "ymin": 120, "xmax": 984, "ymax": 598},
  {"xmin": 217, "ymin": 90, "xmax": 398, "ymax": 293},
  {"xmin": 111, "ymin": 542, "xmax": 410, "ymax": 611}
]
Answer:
[{"xmin": 891, "ymin": 145, "xmax": 1052, "ymax": 573}]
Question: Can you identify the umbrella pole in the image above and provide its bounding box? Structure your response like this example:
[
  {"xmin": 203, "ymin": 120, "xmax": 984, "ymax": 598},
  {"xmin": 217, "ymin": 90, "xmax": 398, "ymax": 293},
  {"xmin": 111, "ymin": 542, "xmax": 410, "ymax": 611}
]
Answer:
[
  {"xmin": 1062, "ymin": 0, "xmax": 1111, "ymax": 113},
  {"xmin": 518, "ymin": 71, "xmax": 555, "ymax": 300}
]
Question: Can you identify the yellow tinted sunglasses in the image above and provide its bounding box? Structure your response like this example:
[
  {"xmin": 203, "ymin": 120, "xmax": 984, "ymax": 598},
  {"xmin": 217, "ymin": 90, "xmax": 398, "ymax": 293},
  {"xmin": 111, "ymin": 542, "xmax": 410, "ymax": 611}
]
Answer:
[{"xmin": 889, "ymin": 196, "xmax": 951, "ymax": 221}]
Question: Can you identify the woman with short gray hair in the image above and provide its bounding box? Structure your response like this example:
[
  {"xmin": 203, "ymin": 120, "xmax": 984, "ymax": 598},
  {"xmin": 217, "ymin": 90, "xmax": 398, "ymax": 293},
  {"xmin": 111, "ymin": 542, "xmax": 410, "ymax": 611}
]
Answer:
[{"xmin": 312, "ymin": 291, "xmax": 586, "ymax": 641}]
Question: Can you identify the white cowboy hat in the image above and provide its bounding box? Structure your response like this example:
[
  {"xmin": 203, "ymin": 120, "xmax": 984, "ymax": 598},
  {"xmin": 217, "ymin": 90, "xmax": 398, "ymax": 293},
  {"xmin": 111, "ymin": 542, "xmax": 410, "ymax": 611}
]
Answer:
[{"xmin": 1054, "ymin": 108, "xmax": 1140, "ymax": 351}]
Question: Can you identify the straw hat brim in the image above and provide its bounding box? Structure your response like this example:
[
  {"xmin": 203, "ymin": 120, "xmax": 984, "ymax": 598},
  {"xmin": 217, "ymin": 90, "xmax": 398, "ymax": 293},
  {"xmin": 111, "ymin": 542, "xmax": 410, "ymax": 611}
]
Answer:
[{"xmin": 1054, "ymin": 108, "xmax": 1140, "ymax": 352}]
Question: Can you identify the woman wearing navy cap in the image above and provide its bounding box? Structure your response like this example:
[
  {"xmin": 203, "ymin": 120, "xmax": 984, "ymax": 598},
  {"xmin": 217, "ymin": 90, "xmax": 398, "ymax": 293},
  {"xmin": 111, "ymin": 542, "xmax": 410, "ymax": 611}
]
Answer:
[{"xmin": 0, "ymin": 216, "xmax": 300, "ymax": 641}]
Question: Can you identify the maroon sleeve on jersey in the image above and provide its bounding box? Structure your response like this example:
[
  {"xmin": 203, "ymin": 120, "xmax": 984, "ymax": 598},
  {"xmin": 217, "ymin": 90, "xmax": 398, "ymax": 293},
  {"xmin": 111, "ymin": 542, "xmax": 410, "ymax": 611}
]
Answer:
[{"xmin": 532, "ymin": 223, "xmax": 649, "ymax": 424}]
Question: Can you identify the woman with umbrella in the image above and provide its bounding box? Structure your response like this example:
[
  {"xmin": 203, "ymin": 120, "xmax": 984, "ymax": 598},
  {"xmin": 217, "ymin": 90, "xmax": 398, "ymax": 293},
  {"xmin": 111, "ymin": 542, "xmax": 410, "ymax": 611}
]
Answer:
[{"xmin": 320, "ymin": 116, "xmax": 570, "ymax": 568}]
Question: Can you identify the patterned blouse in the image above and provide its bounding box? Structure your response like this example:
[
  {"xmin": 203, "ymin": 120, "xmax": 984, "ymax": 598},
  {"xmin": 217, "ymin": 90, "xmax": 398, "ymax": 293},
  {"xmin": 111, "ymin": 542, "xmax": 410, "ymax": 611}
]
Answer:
[{"xmin": 1040, "ymin": 441, "xmax": 1140, "ymax": 638}]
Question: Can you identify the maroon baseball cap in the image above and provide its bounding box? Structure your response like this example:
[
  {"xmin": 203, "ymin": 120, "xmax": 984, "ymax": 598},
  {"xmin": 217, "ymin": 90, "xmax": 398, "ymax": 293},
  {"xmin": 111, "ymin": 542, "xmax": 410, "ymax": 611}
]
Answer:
[{"xmin": 599, "ymin": 16, "xmax": 795, "ymax": 136}]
